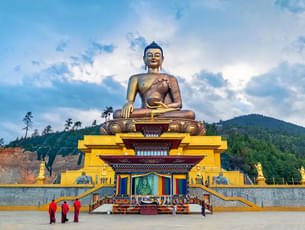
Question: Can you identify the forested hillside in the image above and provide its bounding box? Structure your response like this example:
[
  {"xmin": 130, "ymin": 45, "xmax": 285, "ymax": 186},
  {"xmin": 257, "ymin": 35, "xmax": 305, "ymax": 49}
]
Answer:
[
  {"xmin": 210, "ymin": 114, "xmax": 305, "ymax": 184},
  {"xmin": 8, "ymin": 125, "xmax": 101, "ymax": 173},
  {"xmin": 7, "ymin": 114, "xmax": 305, "ymax": 184}
]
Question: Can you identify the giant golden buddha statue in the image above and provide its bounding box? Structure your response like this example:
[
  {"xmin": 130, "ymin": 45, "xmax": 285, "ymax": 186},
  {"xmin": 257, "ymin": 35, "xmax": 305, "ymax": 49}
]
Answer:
[
  {"xmin": 101, "ymin": 42, "xmax": 205, "ymax": 136},
  {"xmin": 113, "ymin": 41, "xmax": 194, "ymax": 120}
]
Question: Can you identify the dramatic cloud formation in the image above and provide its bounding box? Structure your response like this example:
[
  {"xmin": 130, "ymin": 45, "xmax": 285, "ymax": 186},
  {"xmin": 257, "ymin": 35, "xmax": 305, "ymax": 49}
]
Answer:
[
  {"xmin": 178, "ymin": 71, "xmax": 249, "ymax": 122},
  {"xmin": 1, "ymin": 0, "xmax": 305, "ymax": 143},
  {"xmin": 245, "ymin": 62, "xmax": 305, "ymax": 125},
  {"xmin": 0, "ymin": 75, "xmax": 125, "ymax": 141}
]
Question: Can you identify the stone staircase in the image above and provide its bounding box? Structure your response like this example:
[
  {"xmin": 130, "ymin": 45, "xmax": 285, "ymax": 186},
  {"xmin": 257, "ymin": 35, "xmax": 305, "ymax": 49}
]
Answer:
[{"xmin": 189, "ymin": 184, "xmax": 263, "ymax": 211}]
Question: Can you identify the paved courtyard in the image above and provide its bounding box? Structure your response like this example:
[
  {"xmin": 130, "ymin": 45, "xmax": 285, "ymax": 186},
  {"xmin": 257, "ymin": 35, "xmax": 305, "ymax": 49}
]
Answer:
[{"xmin": 0, "ymin": 211, "xmax": 305, "ymax": 230}]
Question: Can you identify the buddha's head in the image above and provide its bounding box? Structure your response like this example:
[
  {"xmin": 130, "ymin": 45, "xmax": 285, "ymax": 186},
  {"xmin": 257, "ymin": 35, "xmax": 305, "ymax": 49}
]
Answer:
[{"xmin": 143, "ymin": 41, "xmax": 164, "ymax": 71}]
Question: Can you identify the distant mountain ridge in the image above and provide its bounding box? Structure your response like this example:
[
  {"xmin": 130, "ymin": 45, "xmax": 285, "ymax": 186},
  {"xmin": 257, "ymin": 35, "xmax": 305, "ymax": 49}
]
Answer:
[
  {"xmin": 221, "ymin": 114, "xmax": 305, "ymax": 135},
  {"xmin": 219, "ymin": 114, "xmax": 305, "ymax": 158},
  {"xmin": 7, "ymin": 125, "xmax": 101, "ymax": 174}
]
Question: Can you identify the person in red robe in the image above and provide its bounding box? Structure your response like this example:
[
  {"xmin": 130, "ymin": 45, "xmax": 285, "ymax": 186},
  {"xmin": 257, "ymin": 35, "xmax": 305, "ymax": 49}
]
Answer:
[
  {"xmin": 61, "ymin": 201, "xmax": 69, "ymax": 223},
  {"xmin": 73, "ymin": 198, "xmax": 81, "ymax": 222},
  {"xmin": 48, "ymin": 200, "xmax": 57, "ymax": 224}
]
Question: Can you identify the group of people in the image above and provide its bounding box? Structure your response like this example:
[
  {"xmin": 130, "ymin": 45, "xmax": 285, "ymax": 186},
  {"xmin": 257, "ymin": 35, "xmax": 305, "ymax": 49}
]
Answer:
[{"xmin": 48, "ymin": 198, "xmax": 81, "ymax": 224}]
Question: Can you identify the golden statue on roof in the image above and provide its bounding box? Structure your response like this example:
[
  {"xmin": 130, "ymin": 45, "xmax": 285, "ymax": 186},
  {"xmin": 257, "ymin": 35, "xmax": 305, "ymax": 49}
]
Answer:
[
  {"xmin": 255, "ymin": 162, "xmax": 266, "ymax": 185},
  {"xmin": 299, "ymin": 166, "xmax": 305, "ymax": 185}
]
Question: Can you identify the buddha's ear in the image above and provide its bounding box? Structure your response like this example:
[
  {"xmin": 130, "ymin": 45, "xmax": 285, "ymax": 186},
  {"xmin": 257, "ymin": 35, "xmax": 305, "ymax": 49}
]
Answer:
[
  {"xmin": 143, "ymin": 56, "xmax": 147, "ymax": 70},
  {"xmin": 160, "ymin": 56, "xmax": 164, "ymax": 70}
]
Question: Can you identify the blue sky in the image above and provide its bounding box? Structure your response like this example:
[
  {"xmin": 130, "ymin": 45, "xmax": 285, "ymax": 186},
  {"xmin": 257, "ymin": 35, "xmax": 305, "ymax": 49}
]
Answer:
[{"xmin": 1, "ymin": 0, "xmax": 305, "ymax": 143}]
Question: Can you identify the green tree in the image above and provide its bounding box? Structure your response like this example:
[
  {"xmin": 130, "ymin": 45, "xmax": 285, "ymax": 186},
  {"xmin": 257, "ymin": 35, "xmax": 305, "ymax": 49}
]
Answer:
[
  {"xmin": 23, "ymin": 112, "xmax": 33, "ymax": 138},
  {"xmin": 42, "ymin": 125, "xmax": 52, "ymax": 135},
  {"xmin": 0, "ymin": 138, "xmax": 4, "ymax": 147},
  {"xmin": 32, "ymin": 129, "xmax": 39, "ymax": 138},
  {"xmin": 92, "ymin": 120, "xmax": 97, "ymax": 126},
  {"xmin": 205, "ymin": 123, "xmax": 217, "ymax": 136},
  {"xmin": 102, "ymin": 106, "xmax": 113, "ymax": 121},
  {"xmin": 107, "ymin": 106, "xmax": 113, "ymax": 120},
  {"xmin": 72, "ymin": 121, "xmax": 82, "ymax": 130},
  {"xmin": 64, "ymin": 118, "xmax": 73, "ymax": 131},
  {"xmin": 101, "ymin": 111, "xmax": 107, "ymax": 121}
]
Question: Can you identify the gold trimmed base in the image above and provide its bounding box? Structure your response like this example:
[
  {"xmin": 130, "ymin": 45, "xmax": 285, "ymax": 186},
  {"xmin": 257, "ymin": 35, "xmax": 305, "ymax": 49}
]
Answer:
[
  {"xmin": 256, "ymin": 177, "xmax": 266, "ymax": 185},
  {"xmin": 100, "ymin": 118, "xmax": 206, "ymax": 136}
]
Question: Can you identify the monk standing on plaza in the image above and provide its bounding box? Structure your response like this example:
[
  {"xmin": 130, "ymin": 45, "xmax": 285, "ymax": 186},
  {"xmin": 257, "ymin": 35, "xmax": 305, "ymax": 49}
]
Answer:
[
  {"xmin": 48, "ymin": 199, "xmax": 57, "ymax": 224},
  {"xmin": 201, "ymin": 200, "xmax": 206, "ymax": 218},
  {"xmin": 73, "ymin": 198, "xmax": 81, "ymax": 222},
  {"xmin": 61, "ymin": 201, "xmax": 69, "ymax": 223}
]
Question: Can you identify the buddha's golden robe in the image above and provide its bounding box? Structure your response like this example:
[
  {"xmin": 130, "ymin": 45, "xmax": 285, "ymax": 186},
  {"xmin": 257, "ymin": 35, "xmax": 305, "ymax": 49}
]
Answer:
[{"xmin": 114, "ymin": 73, "xmax": 195, "ymax": 120}]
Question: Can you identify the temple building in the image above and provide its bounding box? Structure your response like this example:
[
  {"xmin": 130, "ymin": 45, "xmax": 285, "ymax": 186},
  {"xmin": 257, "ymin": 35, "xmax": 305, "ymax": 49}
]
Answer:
[{"xmin": 61, "ymin": 119, "xmax": 244, "ymax": 187}]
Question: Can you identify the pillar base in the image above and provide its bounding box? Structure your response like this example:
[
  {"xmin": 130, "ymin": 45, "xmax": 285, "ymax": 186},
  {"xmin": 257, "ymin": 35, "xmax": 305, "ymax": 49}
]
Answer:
[{"xmin": 256, "ymin": 177, "xmax": 266, "ymax": 185}]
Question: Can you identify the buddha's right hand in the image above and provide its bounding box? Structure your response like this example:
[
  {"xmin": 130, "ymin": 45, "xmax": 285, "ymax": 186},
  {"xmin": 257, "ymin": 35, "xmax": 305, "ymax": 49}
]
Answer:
[{"xmin": 121, "ymin": 102, "xmax": 134, "ymax": 119}]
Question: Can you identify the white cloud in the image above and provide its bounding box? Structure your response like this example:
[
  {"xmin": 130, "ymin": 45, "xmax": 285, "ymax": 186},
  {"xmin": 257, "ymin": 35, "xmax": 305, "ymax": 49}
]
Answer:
[
  {"xmin": 178, "ymin": 72, "xmax": 249, "ymax": 123},
  {"xmin": 1, "ymin": 122, "xmax": 24, "ymax": 142},
  {"xmin": 221, "ymin": 63, "xmax": 260, "ymax": 90},
  {"xmin": 40, "ymin": 107, "xmax": 105, "ymax": 131},
  {"xmin": 81, "ymin": 41, "xmax": 143, "ymax": 84}
]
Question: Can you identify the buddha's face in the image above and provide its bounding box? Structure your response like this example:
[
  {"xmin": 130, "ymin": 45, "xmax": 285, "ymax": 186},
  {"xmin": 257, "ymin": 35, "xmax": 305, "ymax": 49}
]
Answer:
[{"xmin": 143, "ymin": 48, "xmax": 164, "ymax": 69}]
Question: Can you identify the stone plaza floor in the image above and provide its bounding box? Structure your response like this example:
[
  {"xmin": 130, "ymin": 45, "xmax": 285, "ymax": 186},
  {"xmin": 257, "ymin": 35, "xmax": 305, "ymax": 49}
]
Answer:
[{"xmin": 0, "ymin": 211, "xmax": 305, "ymax": 230}]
